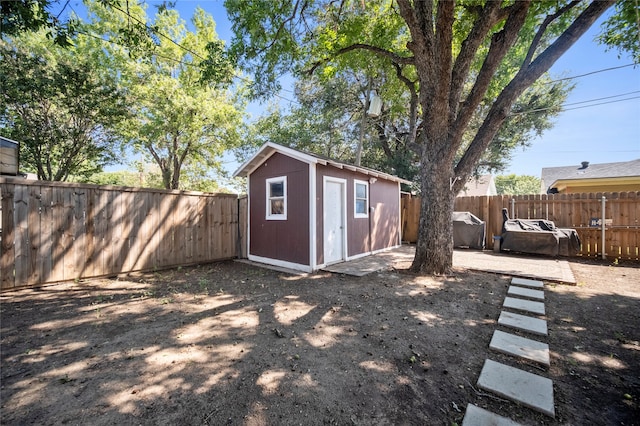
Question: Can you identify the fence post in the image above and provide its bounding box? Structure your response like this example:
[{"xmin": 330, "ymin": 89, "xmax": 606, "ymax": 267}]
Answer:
[{"xmin": 601, "ymin": 195, "xmax": 606, "ymax": 260}]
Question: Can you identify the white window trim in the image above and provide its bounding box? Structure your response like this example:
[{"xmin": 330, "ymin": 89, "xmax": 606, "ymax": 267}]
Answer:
[
  {"xmin": 354, "ymin": 179, "xmax": 369, "ymax": 218},
  {"xmin": 266, "ymin": 176, "xmax": 287, "ymax": 220}
]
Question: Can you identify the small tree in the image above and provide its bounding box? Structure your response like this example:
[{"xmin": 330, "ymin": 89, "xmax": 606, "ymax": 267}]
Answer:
[
  {"xmin": 81, "ymin": 1, "xmax": 245, "ymax": 190},
  {"xmin": 0, "ymin": 38, "xmax": 128, "ymax": 181},
  {"xmin": 495, "ymin": 174, "xmax": 542, "ymax": 195}
]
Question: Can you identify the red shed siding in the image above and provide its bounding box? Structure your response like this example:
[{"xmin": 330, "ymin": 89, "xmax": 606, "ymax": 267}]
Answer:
[
  {"xmin": 315, "ymin": 165, "xmax": 400, "ymax": 266},
  {"xmin": 370, "ymin": 179, "xmax": 401, "ymax": 251},
  {"xmin": 249, "ymin": 152, "xmax": 310, "ymax": 266}
]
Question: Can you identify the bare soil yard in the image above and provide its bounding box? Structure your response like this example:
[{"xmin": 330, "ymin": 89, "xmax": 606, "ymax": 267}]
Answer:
[{"xmin": 1, "ymin": 255, "xmax": 639, "ymax": 425}]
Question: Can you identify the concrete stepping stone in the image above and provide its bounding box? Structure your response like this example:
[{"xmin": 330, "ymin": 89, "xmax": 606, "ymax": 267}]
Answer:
[
  {"xmin": 489, "ymin": 330, "xmax": 550, "ymax": 366},
  {"xmin": 462, "ymin": 404, "xmax": 523, "ymax": 426},
  {"xmin": 498, "ymin": 311, "xmax": 548, "ymax": 336},
  {"xmin": 508, "ymin": 286, "xmax": 544, "ymax": 300},
  {"xmin": 511, "ymin": 277, "xmax": 544, "ymax": 288},
  {"xmin": 477, "ymin": 359, "xmax": 555, "ymax": 418},
  {"xmin": 503, "ymin": 297, "xmax": 545, "ymax": 315}
]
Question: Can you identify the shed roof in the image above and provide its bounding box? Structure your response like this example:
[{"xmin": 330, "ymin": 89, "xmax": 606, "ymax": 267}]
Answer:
[
  {"xmin": 1, "ymin": 136, "xmax": 20, "ymax": 148},
  {"xmin": 541, "ymin": 159, "xmax": 640, "ymax": 193},
  {"xmin": 233, "ymin": 142, "xmax": 412, "ymax": 185}
]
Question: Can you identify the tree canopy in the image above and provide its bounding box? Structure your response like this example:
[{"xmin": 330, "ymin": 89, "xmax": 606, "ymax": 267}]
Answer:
[
  {"xmin": 79, "ymin": 1, "xmax": 245, "ymax": 190},
  {"xmin": 2, "ymin": 0, "xmax": 246, "ymax": 191},
  {"xmin": 0, "ymin": 36, "xmax": 128, "ymax": 181},
  {"xmin": 495, "ymin": 174, "xmax": 542, "ymax": 195}
]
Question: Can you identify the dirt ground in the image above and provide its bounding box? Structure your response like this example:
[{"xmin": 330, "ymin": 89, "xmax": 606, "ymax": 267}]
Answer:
[{"xmin": 1, "ymin": 254, "xmax": 639, "ymax": 425}]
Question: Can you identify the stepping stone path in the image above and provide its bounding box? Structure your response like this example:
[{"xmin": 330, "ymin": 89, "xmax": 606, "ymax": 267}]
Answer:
[
  {"xmin": 507, "ymin": 285, "xmax": 544, "ymax": 300},
  {"xmin": 462, "ymin": 403, "xmax": 522, "ymax": 426},
  {"xmin": 503, "ymin": 296, "xmax": 545, "ymax": 315},
  {"xmin": 489, "ymin": 330, "xmax": 550, "ymax": 366},
  {"xmin": 462, "ymin": 276, "xmax": 555, "ymax": 426},
  {"xmin": 498, "ymin": 311, "xmax": 548, "ymax": 336}
]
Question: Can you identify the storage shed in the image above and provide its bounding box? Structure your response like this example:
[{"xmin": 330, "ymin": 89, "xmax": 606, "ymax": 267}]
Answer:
[
  {"xmin": 1, "ymin": 136, "xmax": 19, "ymax": 176},
  {"xmin": 234, "ymin": 142, "xmax": 412, "ymax": 272}
]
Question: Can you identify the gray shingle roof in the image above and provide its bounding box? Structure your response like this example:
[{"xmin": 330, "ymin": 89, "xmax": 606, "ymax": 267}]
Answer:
[
  {"xmin": 458, "ymin": 174, "xmax": 497, "ymax": 197},
  {"xmin": 540, "ymin": 159, "xmax": 640, "ymax": 193}
]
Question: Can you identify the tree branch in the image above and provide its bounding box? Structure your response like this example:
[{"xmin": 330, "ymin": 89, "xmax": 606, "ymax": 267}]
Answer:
[
  {"xmin": 523, "ymin": 1, "xmax": 581, "ymax": 67},
  {"xmin": 454, "ymin": 0, "xmax": 615, "ymax": 184},
  {"xmin": 450, "ymin": 1, "xmax": 504, "ymax": 117},
  {"xmin": 434, "ymin": 0, "xmax": 455, "ymax": 130},
  {"xmin": 258, "ymin": 0, "xmax": 306, "ymax": 55},
  {"xmin": 391, "ymin": 62, "xmax": 419, "ymax": 146},
  {"xmin": 306, "ymin": 43, "xmax": 414, "ymax": 75},
  {"xmin": 451, "ymin": 1, "xmax": 531, "ymax": 149}
]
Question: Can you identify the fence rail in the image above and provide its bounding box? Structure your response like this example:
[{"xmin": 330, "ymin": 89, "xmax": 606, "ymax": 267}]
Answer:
[
  {"xmin": 402, "ymin": 192, "xmax": 640, "ymax": 260},
  {"xmin": 1, "ymin": 178, "xmax": 245, "ymax": 290}
]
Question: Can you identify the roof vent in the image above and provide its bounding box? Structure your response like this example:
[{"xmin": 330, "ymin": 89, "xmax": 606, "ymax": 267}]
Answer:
[{"xmin": 580, "ymin": 161, "xmax": 589, "ymax": 169}]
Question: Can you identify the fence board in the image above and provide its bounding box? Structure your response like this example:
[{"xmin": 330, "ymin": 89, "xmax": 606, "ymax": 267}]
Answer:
[
  {"xmin": 1, "ymin": 179, "xmax": 242, "ymax": 289},
  {"xmin": 84, "ymin": 187, "xmax": 98, "ymax": 278},
  {"xmin": 39, "ymin": 186, "xmax": 53, "ymax": 283},
  {"xmin": 238, "ymin": 196, "xmax": 248, "ymax": 258},
  {"xmin": 1, "ymin": 184, "xmax": 16, "ymax": 289},
  {"xmin": 27, "ymin": 185, "xmax": 41, "ymax": 285},
  {"xmin": 50, "ymin": 185, "xmax": 67, "ymax": 282},
  {"xmin": 111, "ymin": 191, "xmax": 128, "ymax": 273},
  {"xmin": 158, "ymin": 193, "xmax": 176, "ymax": 267},
  {"xmin": 14, "ymin": 185, "xmax": 29, "ymax": 285}
]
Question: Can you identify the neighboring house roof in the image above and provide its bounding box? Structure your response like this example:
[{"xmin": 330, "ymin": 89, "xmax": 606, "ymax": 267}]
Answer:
[
  {"xmin": 458, "ymin": 174, "xmax": 497, "ymax": 197},
  {"xmin": 233, "ymin": 142, "xmax": 412, "ymax": 185},
  {"xmin": 541, "ymin": 159, "xmax": 640, "ymax": 193}
]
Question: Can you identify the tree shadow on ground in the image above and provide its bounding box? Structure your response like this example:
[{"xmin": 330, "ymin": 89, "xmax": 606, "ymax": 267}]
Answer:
[{"xmin": 1, "ymin": 260, "xmax": 638, "ymax": 425}]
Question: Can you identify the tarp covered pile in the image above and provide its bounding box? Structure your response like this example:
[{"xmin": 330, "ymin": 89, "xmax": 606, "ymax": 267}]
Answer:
[
  {"xmin": 500, "ymin": 208, "xmax": 580, "ymax": 256},
  {"xmin": 453, "ymin": 211, "xmax": 485, "ymax": 250}
]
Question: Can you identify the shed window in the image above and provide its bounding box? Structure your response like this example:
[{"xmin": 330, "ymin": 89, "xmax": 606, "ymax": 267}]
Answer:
[
  {"xmin": 266, "ymin": 176, "xmax": 287, "ymax": 220},
  {"xmin": 354, "ymin": 180, "xmax": 368, "ymax": 218}
]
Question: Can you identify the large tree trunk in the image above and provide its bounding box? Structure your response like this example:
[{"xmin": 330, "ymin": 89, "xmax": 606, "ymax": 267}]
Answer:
[
  {"xmin": 411, "ymin": 160, "xmax": 455, "ymax": 274},
  {"xmin": 407, "ymin": 0, "xmax": 613, "ymax": 275}
]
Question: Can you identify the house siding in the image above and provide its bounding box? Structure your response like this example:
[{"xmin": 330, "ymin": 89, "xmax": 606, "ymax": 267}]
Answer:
[
  {"xmin": 315, "ymin": 165, "xmax": 400, "ymax": 265},
  {"xmin": 557, "ymin": 182, "xmax": 640, "ymax": 193},
  {"xmin": 370, "ymin": 179, "xmax": 401, "ymax": 251},
  {"xmin": 249, "ymin": 152, "xmax": 310, "ymax": 266}
]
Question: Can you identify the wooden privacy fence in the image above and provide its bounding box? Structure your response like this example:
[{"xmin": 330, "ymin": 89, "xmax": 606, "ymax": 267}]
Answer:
[
  {"xmin": 402, "ymin": 192, "xmax": 640, "ymax": 260},
  {"xmin": 1, "ymin": 178, "xmax": 248, "ymax": 290}
]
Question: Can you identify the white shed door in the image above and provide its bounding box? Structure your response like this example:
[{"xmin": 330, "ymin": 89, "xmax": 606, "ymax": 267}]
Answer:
[{"xmin": 324, "ymin": 179, "xmax": 345, "ymax": 264}]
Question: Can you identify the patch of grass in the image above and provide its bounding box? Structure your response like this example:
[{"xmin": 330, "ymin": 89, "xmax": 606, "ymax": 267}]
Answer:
[
  {"xmin": 198, "ymin": 278, "xmax": 210, "ymax": 292},
  {"xmin": 58, "ymin": 374, "xmax": 75, "ymax": 384},
  {"xmin": 614, "ymin": 331, "xmax": 628, "ymax": 344}
]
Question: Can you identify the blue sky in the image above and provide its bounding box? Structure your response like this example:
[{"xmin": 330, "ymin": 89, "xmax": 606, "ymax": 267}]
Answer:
[
  {"xmin": 503, "ymin": 16, "xmax": 640, "ymax": 177},
  {"xmin": 64, "ymin": 1, "xmax": 640, "ymax": 178}
]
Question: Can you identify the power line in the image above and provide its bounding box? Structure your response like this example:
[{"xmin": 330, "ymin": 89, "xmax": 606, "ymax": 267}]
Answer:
[
  {"xmin": 562, "ymin": 95, "xmax": 640, "ymax": 112},
  {"xmin": 548, "ymin": 63, "xmax": 638, "ymax": 83},
  {"xmin": 76, "ymin": 29, "xmax": 195, "ymax": 67},
  {"xmin": 512, "ymin": 91, "xmax": 640, "ymax": 116},
  {"xmin": 562, "ymin": 90, "xmax": 640, "ymax": 107},
  {"xmin": 77, "ymin": 3, "xmax": 301, "ymax": 104},
  {"xmin": 107, "ymin": 1, "xmax": 206, "ymax": 61},
  {"xmin": 74, "ymin": 2, "xmax": 638, "ymax": 111}
]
